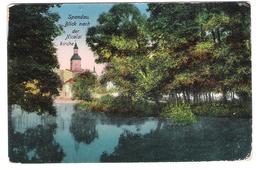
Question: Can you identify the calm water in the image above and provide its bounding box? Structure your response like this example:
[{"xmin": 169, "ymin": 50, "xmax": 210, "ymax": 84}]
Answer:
[{"xmin": 9, "ymin": 103, "xmax": 252, "ymax": 163}]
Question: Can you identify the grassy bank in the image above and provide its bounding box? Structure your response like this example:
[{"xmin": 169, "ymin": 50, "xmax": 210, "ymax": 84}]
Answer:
[
  {"xmin": 76, "ymin": 95, "xmax": 252, "ymax": 124},
  {"xmin": 76, "ymin": 95, "xmax": 160, "ymax": 116},
  {"xmin": 191, "ymin": 101, "xmax": 252, "ymax": 118}
]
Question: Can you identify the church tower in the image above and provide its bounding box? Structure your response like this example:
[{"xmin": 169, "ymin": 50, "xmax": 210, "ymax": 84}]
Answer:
[{"xmin": 70, "ymin": 43, "xmax": 81, "ymax": 72}]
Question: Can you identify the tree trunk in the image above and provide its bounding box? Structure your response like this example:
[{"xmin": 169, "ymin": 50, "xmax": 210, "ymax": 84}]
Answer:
[
  {"xmin": 186, "ymin": 91, "xmax": 191, "ymax": 103},
  {"xmin": 231, "ymin": 92, "xmax": 235, "ymax": 101},
  {"xmin": 193, "ymin": 91, "xmax": 197, "ymax": 103},
  {"xmin": 172, "ymin": 92, "xmax": 178, "ymax": 104},
  {"xmin": 208, "ymin": 92, "xmax": 212, "ymax": 102},
  {"xmin": 198, "ymin": 93, "xmax": 201, "ymax": 103},
  {"xmin": 211, "ymin": 30, "xmax": 216, "ymax": 43},
  {"xmin": 183, "ymin": 91, "xmax": 187, "ymax": 102},
  {"xmin": 217, "ymin": 28, "xmax": 221, "ymax": 44},
  {"xmin": 222, "ymin": 88, "xmax": 227, "ymax": 103},
  {"xmin": 176, "ymin": 93, "xmax": 179, "ymax": 103}
]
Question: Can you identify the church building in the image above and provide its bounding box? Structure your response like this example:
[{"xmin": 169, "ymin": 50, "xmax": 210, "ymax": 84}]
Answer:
[
  {"xmin": 56, "ymin": 43, "xmax": 98, "ymax": 100},
  {"xmin": 70, "ymin": 42, "xmax": 82, "ymax": 72}
]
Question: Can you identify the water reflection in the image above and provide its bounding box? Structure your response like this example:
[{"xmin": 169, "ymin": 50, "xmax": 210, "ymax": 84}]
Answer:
[
  {"xmin": 70, "ymin": 112, "xmax": 98, "ymax": 144},
  {"xmin": 9, "ymin": 124, "xmax": 65, "ymax": 163},
  {"xmin": 101, "ymin": 118, "xmax": 252, "ymax": 162},
  {"xmin": 9, "ymin": 104, "xmax": 252, "ymax": 163}
]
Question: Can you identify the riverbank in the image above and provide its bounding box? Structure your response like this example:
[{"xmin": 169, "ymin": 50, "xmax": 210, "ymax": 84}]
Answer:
[
  {"xmin": 54, "ymin": 98, "xmax": 80, "ymax": 104},
  {"xmin": 75, "ymin": 95, "xmax": 252, "ymax": 121}
]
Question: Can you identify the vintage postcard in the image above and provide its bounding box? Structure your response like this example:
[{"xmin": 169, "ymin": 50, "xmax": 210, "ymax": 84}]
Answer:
[{"xmin": 8, "ymin": 2, "xmax": 251, "ymax": 163}]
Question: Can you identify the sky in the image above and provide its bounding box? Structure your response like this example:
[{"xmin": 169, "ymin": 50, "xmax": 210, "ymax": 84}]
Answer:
[{"xmin": 51, "ymin": 3, "xmax": 149, "ymax": 75}]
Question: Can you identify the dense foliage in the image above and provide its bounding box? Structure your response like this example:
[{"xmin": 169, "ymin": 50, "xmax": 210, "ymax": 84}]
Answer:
[
  {"xmin": 77, "ymin": 94, "xmax": 158, "ymax": 116},
  {"xmin": 8, "ymin": 4, "xmax": 62, "ymax": 115},
  {"xmin": 72, "ymin": 71, "xmax": 97, "ymax": 101},
  {"xmin": 85, "ymin": 2, "xmax": 251, "ymax": 122},
  {"xmin": 191, "ymin": 101, "xmax": 251, "ymax": 118},
  {"xmin": 161, "ymin": 103, "xmax": 197, "ymax": 125},
  {"xmin": 87, "ymin": 2, "xmax": 250, "ymax": 101}
]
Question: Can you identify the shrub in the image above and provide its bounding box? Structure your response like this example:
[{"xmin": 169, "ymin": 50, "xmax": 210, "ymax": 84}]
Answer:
[
  {"xmin": 72, "ymin": 71, "xmax": 97, "ymax": 101},
  {"xmin": 108, "ymin": 95, "xmax": 134, "ymax": 114},
  {"xmin": 76, "ymin": 95, "xmax": 159, "ymax": 116},
  {"xmin": 78, "ymin": 95, "xmax": 114, "ymax": 112},
  {"xmin": 161, "ymin": 103, "xmax": 197, "ymax": 125},
  {"xmin": 108, "ymin": 95, "xmax": 159, "ymax": 115},
  {"xmin": 191, "ymin": 101, "xmax": 252, "ymax": 118},
  {"xmin": 99, "ymin": 94, "xmax": 114, "ymax": 105}
]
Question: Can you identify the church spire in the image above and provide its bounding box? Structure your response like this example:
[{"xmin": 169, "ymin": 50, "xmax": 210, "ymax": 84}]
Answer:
[{"xmin": 73, "ymin": 42, "xmax": 78, "ymax": 54}]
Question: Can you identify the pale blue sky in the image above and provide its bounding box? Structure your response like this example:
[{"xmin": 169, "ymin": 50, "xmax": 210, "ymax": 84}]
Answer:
[
  {"xmin": 51, "ymin": 3, "xmax": 149, "ymax": 26},
  {"xmin": 50, "ymin": 3, "xmax": 149, "ymax": 73}
]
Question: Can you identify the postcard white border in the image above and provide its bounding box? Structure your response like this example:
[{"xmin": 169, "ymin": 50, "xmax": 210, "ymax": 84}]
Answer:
[{"xmin": 0, "ymin": 0, "xmax": 259, "ymax": 169}]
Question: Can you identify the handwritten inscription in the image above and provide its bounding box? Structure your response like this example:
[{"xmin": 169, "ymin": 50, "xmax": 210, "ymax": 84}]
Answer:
[{"xmin": 60, "ymin": 14, "xmax": 90, "ymax": 46}]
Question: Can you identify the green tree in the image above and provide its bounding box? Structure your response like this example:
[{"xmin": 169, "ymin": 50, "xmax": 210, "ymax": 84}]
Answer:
[
  {"xmin": 87, "ymin": 3, "xmax": 151, "ymax": 99},
  {"xmin": 72, "ymin": 71, "xmax": 97, "ymax": 101},
  {"xmin": 8, "ymin": 4, "xmax": 62, "ymax": 115},
  {"xmin": 87, "ymin": 2, "xmax": 251, "ymax": 107},
  {"xmin": 195, "ymin": 2, "xmax": 251, "ymax": 101},
  {"xmin": 149, "ymin": 3, "xmax": 216, "ymax": 99},
  {"xmin": 86, "ymin": 3, "xmax": 149, "ymax": 63},
  {"xmin": 146, "ymin": 2, "xmax": 251, "ymax": 103}
]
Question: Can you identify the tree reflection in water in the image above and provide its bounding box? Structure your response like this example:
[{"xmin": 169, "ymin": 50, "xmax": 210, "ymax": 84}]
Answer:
[
  {"xmin": 101, "ymin": 118, "xmax": 251, "ymax": 162},
  {"xmin": 70, "ymin": 111, "xmax": 98, "ymax": 144},
  {"xmin": 9, "ymin": 124, "xmax": 65, "ymax": 163}
]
